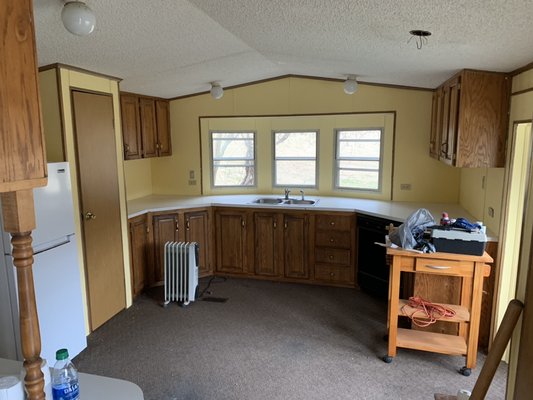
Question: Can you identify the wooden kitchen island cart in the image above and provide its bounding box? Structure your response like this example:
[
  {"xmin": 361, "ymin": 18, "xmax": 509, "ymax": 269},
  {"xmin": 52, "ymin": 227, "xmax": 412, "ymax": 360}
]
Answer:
[{"xmin": 384, "ymin": 248, "xmax": 492, "ymax": 375}]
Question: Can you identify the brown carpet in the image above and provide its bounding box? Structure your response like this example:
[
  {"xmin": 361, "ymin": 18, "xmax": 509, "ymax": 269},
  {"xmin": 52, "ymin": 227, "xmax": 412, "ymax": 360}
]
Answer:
[{"xmin": 74, "ymin": 278, "xmax": 507, "ymax": 400}]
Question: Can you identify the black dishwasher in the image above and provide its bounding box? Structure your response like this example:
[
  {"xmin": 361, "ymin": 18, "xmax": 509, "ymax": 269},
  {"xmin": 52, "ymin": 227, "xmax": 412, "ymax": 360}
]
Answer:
[{"xmin": 356, "ymin": 214, "xmax": 401, "ymax": 298}]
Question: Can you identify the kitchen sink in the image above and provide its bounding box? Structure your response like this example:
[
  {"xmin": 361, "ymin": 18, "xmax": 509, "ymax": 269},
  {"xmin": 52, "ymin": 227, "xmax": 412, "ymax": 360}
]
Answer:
[
  {"xmin": 251, "ymin": 197, "xmax": 317, "ymax": 205},
  {"xmin": 252, "ymin": 198, "xmax": 284, "ymax": 204},
  {"xmin": 283, "ymin": 199, "xmax": 316, "ymax": 205}
]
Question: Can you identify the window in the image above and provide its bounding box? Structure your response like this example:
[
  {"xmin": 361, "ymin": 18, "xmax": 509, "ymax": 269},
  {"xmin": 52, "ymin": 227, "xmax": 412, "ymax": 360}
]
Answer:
[
  {"xmin": 211, "ymin": 132, "xmax": 255, "ymax": 187},
  {"xmin": 273, "ymin": 131, "xmax": 317, "ymax": 187},
  {"xmin": 335, "ymin": 129, "xmax": 382, "ymax": 191}
]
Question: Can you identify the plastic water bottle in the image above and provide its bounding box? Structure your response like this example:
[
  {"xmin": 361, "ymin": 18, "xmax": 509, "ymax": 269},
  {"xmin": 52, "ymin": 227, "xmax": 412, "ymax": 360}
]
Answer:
[{"xmin": 51, "ymin": 348, "xmax": 79, "ymax": 400}]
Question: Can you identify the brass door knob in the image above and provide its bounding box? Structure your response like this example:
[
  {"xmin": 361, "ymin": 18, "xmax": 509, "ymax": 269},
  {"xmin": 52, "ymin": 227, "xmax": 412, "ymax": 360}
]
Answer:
[{"xmin": 84, "ymin": 212, "xmax": 96, "ymax": 220}]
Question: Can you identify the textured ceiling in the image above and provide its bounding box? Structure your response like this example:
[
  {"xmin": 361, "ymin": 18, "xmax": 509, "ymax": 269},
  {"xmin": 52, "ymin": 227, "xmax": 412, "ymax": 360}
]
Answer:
[{"xmin": 32, "ymin": 0, "xmax": 533, "ymax": 98}]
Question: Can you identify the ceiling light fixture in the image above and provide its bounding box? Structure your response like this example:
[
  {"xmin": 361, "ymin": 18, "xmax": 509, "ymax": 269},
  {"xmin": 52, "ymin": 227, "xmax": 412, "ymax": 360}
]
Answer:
[
  {"xmin": 210, "ymin": 82, "xmax": 224, "ymax": 100},
  {"xmin": 343, "ymin": 75, "xmax": 358, "ymax": 95},
  {"xmin": 61, "ymin": 1, "xmax": 96, "ymax": 36},
  {"xmin": 408, "ymin": 30, "xmax": 431, "ymax": 50}
]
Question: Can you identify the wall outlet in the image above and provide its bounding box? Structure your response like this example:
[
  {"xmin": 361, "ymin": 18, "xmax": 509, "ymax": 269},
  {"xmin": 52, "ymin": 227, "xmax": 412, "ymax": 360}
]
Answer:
[
  {"xmin": 188, "ymin": 180, "xmax": 197, "ymax": 186},
  {"xmin": 400, "ymin": 183, "xmax": 412, "ymax": 191},
  {"xmin": 488, "ymin": 206, "xmax": 495, "ymax": 217},
  {"xmin": 189, "ymin": 170, "xmax": 195, "ymax": 179}
]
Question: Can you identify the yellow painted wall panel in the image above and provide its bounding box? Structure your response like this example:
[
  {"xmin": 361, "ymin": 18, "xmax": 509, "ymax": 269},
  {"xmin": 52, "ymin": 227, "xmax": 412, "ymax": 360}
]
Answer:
[
  {"xmin": 39, "ymin": 69, "xmax": 64, "ymax": 162},
  {"xmin": 155, "ymin": 77, "xmax": 460, "ymax": 202},
  {"xmin": 511, "ymin": 68, "xmax": 533, "ymax": 93},
  {"xmin": 124, "ymin": 158, "xmax": 153, "ymax": 200}
]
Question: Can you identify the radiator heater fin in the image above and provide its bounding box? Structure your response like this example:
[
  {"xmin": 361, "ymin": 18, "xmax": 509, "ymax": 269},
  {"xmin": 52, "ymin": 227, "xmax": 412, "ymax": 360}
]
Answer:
[{"xmin": 164, "ymin": 242, "xmax": 199, "ymax": 306}]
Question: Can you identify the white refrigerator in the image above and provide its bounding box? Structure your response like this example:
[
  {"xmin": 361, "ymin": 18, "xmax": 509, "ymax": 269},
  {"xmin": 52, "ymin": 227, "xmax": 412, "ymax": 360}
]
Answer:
[{"xmin": 0, "ymin": 162, "xmax": 87, "ymax": 365}]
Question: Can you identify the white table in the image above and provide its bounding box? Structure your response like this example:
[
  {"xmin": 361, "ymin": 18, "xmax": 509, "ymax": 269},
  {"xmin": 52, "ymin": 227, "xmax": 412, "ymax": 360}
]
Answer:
[{"xmin": 0, "ymin": 358, "xmax": 143, "ymax": 399}]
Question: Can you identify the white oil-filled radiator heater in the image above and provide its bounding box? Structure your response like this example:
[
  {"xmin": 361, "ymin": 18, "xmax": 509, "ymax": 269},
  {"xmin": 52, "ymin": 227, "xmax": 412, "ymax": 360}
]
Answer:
[{"xmin": 163, "ymin": 242, "xmax": 199, "ymax": 306}]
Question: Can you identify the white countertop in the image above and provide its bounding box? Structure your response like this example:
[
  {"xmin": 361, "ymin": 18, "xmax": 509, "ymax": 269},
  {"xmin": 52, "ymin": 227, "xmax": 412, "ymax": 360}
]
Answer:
[
  {"xmin": 0, "ymin": 357, "xmax": 143, "ymax": 400},
  {"xmin": 127, "ymin": 194, "xmax": 498, "ymax": 241}
]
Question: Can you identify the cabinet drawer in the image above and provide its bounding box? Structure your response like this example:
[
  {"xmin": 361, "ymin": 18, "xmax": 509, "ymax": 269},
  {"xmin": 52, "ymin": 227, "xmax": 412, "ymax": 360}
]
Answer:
[
  {"xmin": 315, "ymin": 231, "xmax": 351, "ymax": 248},
  {"xmin": 314, "ymin": 265, "xmax": 353, "ymax": 284},
  {"xmin": 315, "ymin": 248, "xmax": 351, "ymax": 266},
  {"xmin": 415, "ymin": 258, "xmax": 473, "ymax": 277},
  {"xmin": 315, "ymin": 214, "xmax": 352, "ymax": 231}
]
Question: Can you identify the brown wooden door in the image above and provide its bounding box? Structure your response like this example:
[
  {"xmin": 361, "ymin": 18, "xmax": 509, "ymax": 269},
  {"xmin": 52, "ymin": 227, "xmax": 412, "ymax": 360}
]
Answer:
[
  {"xmin": 152, "ymin": 213, "xmax": 179, "ymax": 283},
  {"xmin": 120, "ymin": 94, "xmax": 141, "ymax": 160},
  {"xmin": 283, "ymin": 213, "xmax": 309, "ymax": 279},
  {"xmin": 129, "ymin": 215, "xmax": 148, "ymax": 297},
  {"xmin": 71, "ymin": 90, "xmax": 125, "ymax": 331},
  {"xmin": 253, "ymin": 212, "xmax": 282, "ymax": 277},
  {"xmin": 215, "ymin": 210, "xmax": 247, "ymax": 273},
  {"xmin": 184, "ymin": 210, "xmax": 210, "ymax": 277},
  {"xmin": 139, "ymin": 97, "xmax": 157, "ymax": 158},
  {"xmin": 155, "ymin": 100, "xmax": 172, "ymax": 157}
]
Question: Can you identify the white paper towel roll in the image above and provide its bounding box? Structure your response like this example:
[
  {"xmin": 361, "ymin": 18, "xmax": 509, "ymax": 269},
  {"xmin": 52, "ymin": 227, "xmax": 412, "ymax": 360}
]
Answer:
[
  {"xmin": 0, "ymin": 375, "xmax": 24, "ymax": 400},
  {"xmin": 457, "ymin": 389, "xmax": 471, "ymax": 400}
]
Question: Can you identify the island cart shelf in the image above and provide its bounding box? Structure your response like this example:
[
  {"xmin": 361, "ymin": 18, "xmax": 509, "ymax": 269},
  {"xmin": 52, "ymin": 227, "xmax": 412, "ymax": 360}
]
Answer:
[{"xmin": 384, "ymin": 248, "xmax": 492, "ymax": 375}]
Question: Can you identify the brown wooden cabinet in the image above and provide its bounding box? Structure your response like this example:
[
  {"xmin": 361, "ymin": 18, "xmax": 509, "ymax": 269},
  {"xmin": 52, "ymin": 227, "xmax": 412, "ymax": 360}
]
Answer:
[
  {"xmin": 314, "ymin": 212, "xmax": 356, "ymax": 285},
  {"xmin": 120, "ymin": 94, "xmax": 142, "ymax": 159},
  {"xmin": 155, "ymin": 100, "xmax": 172, "ymax": 157},
  {"xmin": 252, "ymin": 211, "xmax": 283, "ymax": 277},
  {"xmin": 139, "ymin": 97, "xmax": 158, "ymax": 158},
  {"xmin": 120, "ymin": 93, "xmax": 172, "ymax": 160},
  {"xmin": 128, "ymin": 214, "xmax": 149, "ymax": 297},
  {"xmin": 283, "ymin": 212, "xmax": 310, "ymax": 280},
  {"xmin": 183, "ymin": 209, "xmax": 212, "ymax": 277},
  {"xmin": 430, "ymin": 69, "xmax": 510, "ymax": 167},
  {"xmin": 215, "ymin": 208, "xmax": 249, "ymax": 274},
  {"xmin": 151, "ymin": 212, "xmax": 179, "ymax": 283}
]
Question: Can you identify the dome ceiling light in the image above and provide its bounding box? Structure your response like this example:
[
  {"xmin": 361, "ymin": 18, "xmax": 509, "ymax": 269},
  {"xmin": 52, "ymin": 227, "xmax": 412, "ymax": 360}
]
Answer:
[
  {"xmin": 343, "ymin": 75, "xmax": 358, "ymax": 95},
  {"xmin": 210, "ymin": 82, "xmax": 224, "ymax": 100},
  {"xmin": 62, "ymin": 1, "xmax": 96, "ymax": 36}
]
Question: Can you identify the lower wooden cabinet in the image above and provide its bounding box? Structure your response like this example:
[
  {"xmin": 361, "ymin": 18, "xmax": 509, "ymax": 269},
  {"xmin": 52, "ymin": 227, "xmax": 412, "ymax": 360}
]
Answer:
[
  {"xmin": 215, "ymin": 208, "xmax": 249, "ymax": 274},
  {"xmin": 129, "ymin": 207, "xmax": 357, "ymax": 298},
  {"xmin": 128, "ymin": 214, "xmax": 149, "ymax": 297},
  {"xmin": 283, "ymin": 213, "xmax": 310, "ymax": 279},
  {"xmin": 184, "ymin": 209, "xmax": 212, "ymax": 277},
  {"xmin": 314, "ymin": 213, "xmax": 356, "ymax": 285},
  {"xmin": 152, "ymin": 212, "xmax": 179, "ymax": 284}
]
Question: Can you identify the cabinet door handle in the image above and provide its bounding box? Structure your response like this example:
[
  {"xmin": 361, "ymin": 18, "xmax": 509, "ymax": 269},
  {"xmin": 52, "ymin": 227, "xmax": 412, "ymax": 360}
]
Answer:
[
  {"xmin": 186, "ymin": 219, "xmax": 190, "ymax": 230},
  {"xmin": 329, "ymin": 237, "xmax": 335, "ymax": 243},
  {"xmin": 330, "ymin": 221, "xmax": 335, "ymax": 226},
  {"xmin": 241, "ymin": 219, "xmax": 246, "ymax": 228},
  {"xmin": 328, "ymin": 255, "xmax": 334, "ymax": 260},
  {"xmin": 284, "ymin": 222, "xmax": 288, "ymax": 229},
  {"xmin": 176, "ymin": 221, "xmax": 179, "ymax": 231},
  {"xmin": 273, "ymin": 220, "xmax": 277, "ymax": 229},
  {"xmin": 425, "ymin": 265, "xmax": 451, "ymax": 270}
]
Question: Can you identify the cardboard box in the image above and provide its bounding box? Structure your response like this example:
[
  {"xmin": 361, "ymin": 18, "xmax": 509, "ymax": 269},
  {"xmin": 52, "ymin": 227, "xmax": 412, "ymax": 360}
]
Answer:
[{"xmin": 431, "ymin": 228, "xmax": 487, "ymax": 256}]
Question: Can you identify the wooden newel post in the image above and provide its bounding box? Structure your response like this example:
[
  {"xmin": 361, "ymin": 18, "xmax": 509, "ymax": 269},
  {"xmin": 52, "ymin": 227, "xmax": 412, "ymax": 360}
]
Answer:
[{"xmin": 1, "ymin": 190, "xmax": 45, "ymax": 400}]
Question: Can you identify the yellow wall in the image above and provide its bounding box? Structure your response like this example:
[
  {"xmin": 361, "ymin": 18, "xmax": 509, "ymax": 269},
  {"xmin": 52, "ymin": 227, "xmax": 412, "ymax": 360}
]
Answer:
[
  {"xmin": 40, "ymin": 67, "xmax": 133, "ymax": 334},
  {"xmin": 144, "ymin": 77, "xmax": 460, "ymax": 202},
  {"xmin": 39, "ymin": 69, "xmax": 64, "ymax": 162},
  {"xmin": 124, "ymin": 158, "xmax": 153, "ymax": 200},
  {"xmin": 459, "ymin": 168, "xmax": 505, "ymax": 234}
]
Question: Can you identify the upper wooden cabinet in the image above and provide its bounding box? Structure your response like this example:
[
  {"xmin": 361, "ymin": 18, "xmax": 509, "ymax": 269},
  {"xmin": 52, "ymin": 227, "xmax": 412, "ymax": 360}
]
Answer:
[
  {"xmin": 120, "ymin": 93, "xmax": 172, "ymax": 160},
  {"xmin": 0, "ymin": 0, "xmax": 47, "ymax": 192},
  {"xmin": 430, "ymin": 70, "xmax": 510, "ymax": 167}
]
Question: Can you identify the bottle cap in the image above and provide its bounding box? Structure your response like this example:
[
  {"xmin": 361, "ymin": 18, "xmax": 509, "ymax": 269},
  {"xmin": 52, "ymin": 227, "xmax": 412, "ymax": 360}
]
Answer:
[{"xmin": 55, "ymin": 348, "xmax": 69, "ymax": 361}]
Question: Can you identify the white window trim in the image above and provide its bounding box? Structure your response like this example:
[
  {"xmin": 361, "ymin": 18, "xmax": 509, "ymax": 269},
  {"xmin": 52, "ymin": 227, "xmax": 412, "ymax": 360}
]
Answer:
[
  {"xmin": 210, "ymin": 130, "xmax": 257, "ymax": 188},
  {"xmin": 334, "ymin": 128, "xmax": 384, "ymax": 192},
  {"xmin": 272, "ymin": 130, "xmax": 319, "ymax": 188}
]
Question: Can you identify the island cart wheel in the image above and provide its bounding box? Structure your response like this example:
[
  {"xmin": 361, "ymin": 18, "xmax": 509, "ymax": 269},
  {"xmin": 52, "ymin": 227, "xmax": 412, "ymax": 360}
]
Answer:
[
  {"xmin": 382, "ymin": 355, "xmax": 393, "ymax": 363},
  {"xmin": 459, "ymin": 367, "xmax": 471, "ymax": 376}
]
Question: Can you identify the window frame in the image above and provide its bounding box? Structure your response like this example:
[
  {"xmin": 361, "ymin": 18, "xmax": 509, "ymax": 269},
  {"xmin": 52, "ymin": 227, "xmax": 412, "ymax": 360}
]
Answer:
[
  {"xmin": 334, "ymin": 127, "xmax": 384, "ymax": 192},
  {"xmin": 209, "ymin": 130, "xmax": 257, "ymax": 188},
  {"xmin": 272, "ymin": 130, "xmax": 319, "ymax": 189}
]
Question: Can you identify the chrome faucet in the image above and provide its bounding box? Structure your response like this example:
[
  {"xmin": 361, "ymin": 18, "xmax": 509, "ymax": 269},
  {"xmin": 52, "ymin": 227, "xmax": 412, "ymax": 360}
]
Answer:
[
  {"xmin": 284, "ymin": 188, "xmax": 291, "ymax": 200},
  {"xmin": 300, "ymin": 190, "xmax": 305, "ymax": 200}
]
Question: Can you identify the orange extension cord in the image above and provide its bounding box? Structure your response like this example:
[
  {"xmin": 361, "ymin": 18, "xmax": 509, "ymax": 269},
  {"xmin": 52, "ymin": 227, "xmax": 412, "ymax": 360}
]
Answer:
[{"xmin": 401, "ymin": 296, "xmax": 456, "ymax": 327}]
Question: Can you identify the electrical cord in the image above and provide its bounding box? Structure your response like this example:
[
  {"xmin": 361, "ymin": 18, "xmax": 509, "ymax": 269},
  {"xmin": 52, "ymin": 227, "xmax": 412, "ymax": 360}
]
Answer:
[
  {"xmin": 198, "ymin": 275, "xmax": 227, "ymax": 299},
  {"xmin": 401, "ymin": 296, "xmax": 456, "ymax": 327}
]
